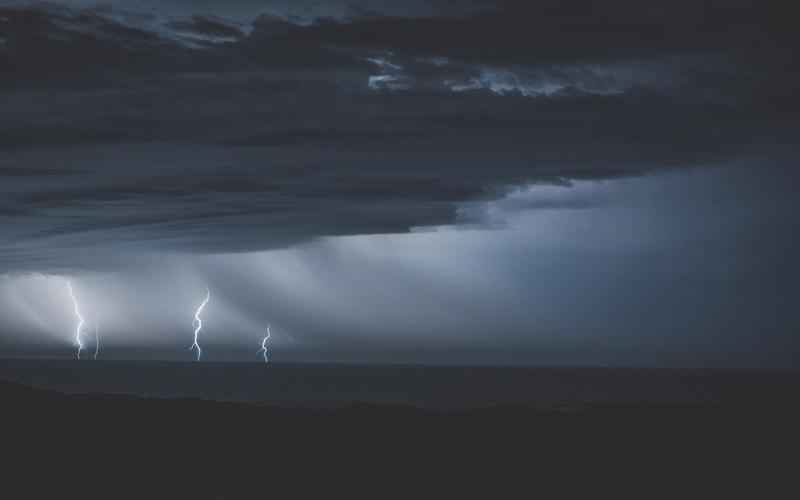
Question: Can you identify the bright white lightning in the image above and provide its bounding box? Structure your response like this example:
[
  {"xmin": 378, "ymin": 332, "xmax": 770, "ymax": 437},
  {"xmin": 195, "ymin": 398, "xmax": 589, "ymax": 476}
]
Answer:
[
  {"xmin": 94, "ymin": 322, "xmax": 100, "ymax": 360},
  {"xmin": 66, "ymin": 281, "xmax": 85, "ymax": 360},
  {"xmin": 190, "ymin": 287, "xmax": 210, "ymax": 361},
  {"xmin": 258, "ymin": 325, "xmax": 271, "ymax": 363}
]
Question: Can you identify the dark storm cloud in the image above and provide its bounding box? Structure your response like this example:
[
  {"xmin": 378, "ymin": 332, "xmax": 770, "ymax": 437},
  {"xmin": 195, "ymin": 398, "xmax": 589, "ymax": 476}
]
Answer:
[
  {"xmin": 1, "ymin": 2, "xmax": 799, "ymax": 367},
  {"xmin": 294, "ymin": 1, "xmax": 795, "ymax": 62},
  {"xmin": 2, "ymin": 166, "xmax": 797, "ymax": 367},
  {"xmin": 1, "ymin": 1, "xmax": 491, "ymax": 21},
  {"xmin": 0, "ymin": 1, "xmax": 798, "ymax": 272}
]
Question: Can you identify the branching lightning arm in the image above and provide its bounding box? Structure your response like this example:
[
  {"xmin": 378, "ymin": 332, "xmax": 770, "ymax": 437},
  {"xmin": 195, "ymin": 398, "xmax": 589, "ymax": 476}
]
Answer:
[
  {"xmin": 190, "ymin": 287, "xmax": 210, "ymax": 361},
  {"xmin": 94, "ymin": 321, "xmax": 100, "ymax": 360},
  {"xmin": 66, "ymin": 281, "xmax": 85, "ymax": 360},
  {"xmin": 258, "ymin": 324, "xmax": 271, "ymax": 363}
]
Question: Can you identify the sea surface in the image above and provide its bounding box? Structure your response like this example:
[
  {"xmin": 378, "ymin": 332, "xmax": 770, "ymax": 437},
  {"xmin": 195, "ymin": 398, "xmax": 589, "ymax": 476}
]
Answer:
[{"xmin": 0, "ymin": 359, "xmax": 798, "ymax": 409}]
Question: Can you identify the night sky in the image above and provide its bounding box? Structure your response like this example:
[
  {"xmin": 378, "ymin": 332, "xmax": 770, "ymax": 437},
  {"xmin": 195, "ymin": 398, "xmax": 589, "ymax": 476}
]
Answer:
[{"xmin": 0, "ymin": 1, "xmax": 797, "ymax": 367}]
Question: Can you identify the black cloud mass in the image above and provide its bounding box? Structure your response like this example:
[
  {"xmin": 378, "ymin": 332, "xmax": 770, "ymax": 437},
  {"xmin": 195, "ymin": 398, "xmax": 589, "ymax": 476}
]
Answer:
[{"xmin": 0, "ymin": 1, "xmax": 797, "ymax": 366}]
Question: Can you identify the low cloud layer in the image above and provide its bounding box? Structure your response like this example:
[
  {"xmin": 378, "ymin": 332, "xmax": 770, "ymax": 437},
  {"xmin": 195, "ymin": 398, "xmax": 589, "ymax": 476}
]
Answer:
[
  {"xmin": 2, "ymin": 1, "xmax": 797, "ymax": 271},
  {"xmin": 1, "ymin": 2, "xmax": 798, "ymax": 365},
  {"xmin": 1, "ymin": 166, "xmax": 797, "ymax": 367}
]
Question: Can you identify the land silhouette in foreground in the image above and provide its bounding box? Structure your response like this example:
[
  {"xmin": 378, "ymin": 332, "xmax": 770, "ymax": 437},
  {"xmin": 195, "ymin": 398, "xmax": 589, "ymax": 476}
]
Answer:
[{"xmin": 3, "ymin": 362, "xmax": 798, "ymax": 496}]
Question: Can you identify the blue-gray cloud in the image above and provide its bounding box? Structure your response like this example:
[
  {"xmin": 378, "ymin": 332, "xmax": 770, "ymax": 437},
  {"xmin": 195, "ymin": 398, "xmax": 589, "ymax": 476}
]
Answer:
[
  {"xmin": 1, "ymin": 1, "xmax": 798, "ymax": 366},
  {"xmin": 1, "ymin": 166, "xmax": 797, "ymax": 367}
]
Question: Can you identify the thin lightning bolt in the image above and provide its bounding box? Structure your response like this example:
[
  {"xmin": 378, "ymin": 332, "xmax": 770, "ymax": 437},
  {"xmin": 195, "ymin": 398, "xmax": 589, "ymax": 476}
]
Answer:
[
  {"xmin": 94, "ymin": 321, "xmax": 100, "ymax": 360},
  {"xmin": 190, "ymin": 287, "xmax": 210, "ymax": 361},
  {"xmin": 258, "ymin": 324, "xmax": 271, "ymax": 363},
  {"xmin": 66, "ymin": 280, "xmax": 84, "ymax": 360}
]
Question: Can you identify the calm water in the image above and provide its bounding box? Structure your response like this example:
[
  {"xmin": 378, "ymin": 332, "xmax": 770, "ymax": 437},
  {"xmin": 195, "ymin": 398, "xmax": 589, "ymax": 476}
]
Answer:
[{"xmin": 1, "ymin": 359, "xmax": 798, "ymax": 409}]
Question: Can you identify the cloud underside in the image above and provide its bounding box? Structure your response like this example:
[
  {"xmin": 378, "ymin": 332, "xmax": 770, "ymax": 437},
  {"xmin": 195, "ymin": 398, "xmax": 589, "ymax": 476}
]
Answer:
[{"xmin": 0, "ymin": 1, "xmax": 798, "ymax": 271}]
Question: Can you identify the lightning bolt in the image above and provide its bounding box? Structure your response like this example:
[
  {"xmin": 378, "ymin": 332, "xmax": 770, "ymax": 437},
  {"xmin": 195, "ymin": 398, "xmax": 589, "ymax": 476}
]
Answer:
[
  {"xmin": 94, "ymin": 321, "xmax": 100, "ymax": 360},
  {"xmin": 258, "ymin": 324, "xmax": 271, "ymax": 363},
  {"xmin": 190, "ymin": 287, "xmax": 210, "ymax": 361},
  {"xmin": 66, "ymin": 280, "xmax": 85, "ymax": 360}
]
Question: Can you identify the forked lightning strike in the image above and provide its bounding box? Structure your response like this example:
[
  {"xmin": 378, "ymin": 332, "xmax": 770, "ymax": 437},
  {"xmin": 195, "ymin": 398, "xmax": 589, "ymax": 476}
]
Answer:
[
  {"xmin": 190, "ymin": 287, "xmax": 210, "ymax": 361},
  {"xmin": 258, "ymin": 325, "xmax": 271, "ymax": 363},
  {"xmin": 66, "ymin": 280, "xmax": 85, "ymax": 360},
  {"xmin": 94, "ymin": 321, "xmax": 100, "ymax": 360}
]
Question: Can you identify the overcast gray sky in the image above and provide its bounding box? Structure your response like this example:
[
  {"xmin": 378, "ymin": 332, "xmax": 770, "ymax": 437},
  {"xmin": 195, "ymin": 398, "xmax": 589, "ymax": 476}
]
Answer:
[{"xmin": 0, "ymin": 1, "xmax": 797, "ymax": 366}]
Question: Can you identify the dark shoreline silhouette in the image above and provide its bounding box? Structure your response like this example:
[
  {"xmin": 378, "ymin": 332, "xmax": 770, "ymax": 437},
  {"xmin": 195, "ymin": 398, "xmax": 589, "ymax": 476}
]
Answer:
[
  {"xmin": 4, "ymin": 361, "xmax": 797, "ymax": 497},
  {"xmin": 2, "ymin": 358, "xmax": 798, "ymax": 408}
]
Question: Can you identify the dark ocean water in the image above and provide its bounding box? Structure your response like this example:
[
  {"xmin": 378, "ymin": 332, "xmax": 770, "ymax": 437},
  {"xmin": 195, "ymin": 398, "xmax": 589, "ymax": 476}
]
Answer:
[{"xmin": 1, "ymin": 359, "xmax": 798, "ymax": 409}]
